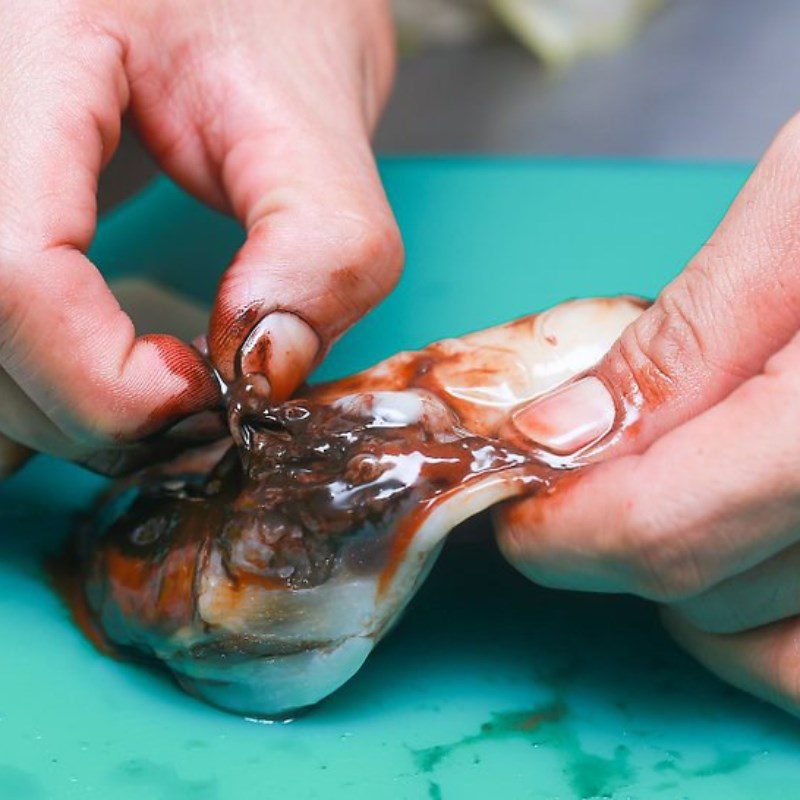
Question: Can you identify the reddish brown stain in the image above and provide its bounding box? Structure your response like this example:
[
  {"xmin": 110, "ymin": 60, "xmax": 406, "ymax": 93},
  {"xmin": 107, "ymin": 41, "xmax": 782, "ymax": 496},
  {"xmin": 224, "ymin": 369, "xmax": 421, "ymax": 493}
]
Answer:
[
  {"xmin": 630, "ymin": 362, "xmax": 674, "ymax": 408},
  {"xmin": 240, "ymin": 331, "xmax": 271, "ymax": 377},
  {"xmin": 501, "ymin": 470, "xmax": 585, "ymax": 530},
  {"xmin": 502, "ymin": 703, "xmax": 566, "ymax": 732},
  {"xmin": 208, "ymin": 302, "xmax": 262, "ymax": 381},
  {"xmin": 47, "ymin": 549, "xmax": 114, "ymax": 656},
  {"xmin": 330, "ymin": 264, "xmax": 362, "ymax": 295},
  {"xmin": 376, "ymin": 495, "xmax": 445, "ymax": 597},
  {"xmin": 137, "ymin": 334, "xmax": 220, "ymax": 438}
]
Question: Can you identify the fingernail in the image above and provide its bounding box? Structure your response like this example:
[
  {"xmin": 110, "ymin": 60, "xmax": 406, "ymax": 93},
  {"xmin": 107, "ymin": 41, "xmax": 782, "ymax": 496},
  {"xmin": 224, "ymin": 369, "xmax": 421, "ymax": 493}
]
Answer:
[
  {"xmin": 513, "ymin": 377, "xmax": 616, "ymax": 455},
  {"xmin": 238, "ymin": 312, "xmax": 320, "ymax": 401}
]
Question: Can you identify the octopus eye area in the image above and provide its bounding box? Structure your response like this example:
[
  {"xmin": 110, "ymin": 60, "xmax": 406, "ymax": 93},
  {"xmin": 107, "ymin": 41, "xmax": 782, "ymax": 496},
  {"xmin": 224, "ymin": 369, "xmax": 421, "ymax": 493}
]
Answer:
[{"xmin": 95, "ymin": 390, "xmax": 521, "ymax": 600}]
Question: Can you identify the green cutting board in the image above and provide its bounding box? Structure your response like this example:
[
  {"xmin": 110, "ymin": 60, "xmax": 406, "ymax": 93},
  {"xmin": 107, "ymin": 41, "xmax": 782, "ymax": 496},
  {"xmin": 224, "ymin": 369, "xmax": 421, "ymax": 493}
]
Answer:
[{"xmin": 3, "ymin": 159, "xmax": 798, "ymax": 800}]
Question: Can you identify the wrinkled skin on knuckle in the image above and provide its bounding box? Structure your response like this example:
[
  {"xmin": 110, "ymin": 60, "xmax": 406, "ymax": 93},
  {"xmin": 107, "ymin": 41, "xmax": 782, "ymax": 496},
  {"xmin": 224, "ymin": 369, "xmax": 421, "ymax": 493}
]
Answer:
[{"xmin": 618, "ymin": 276, "xmax": 716, "ymax": 408}]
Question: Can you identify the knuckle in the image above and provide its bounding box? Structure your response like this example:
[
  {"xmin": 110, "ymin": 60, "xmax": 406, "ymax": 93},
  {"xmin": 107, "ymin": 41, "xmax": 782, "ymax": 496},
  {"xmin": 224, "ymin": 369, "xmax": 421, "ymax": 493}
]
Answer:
[
  {"xmin": 646, "ymin": 285, "xmax": 705, "ymax": 379},
  {"xmin": 322, "ymin": 212, "xmax": 404, "ymax": 313},
  {"xmin": 336, "ymin": 212, "xmax": 403, "ymax": 282},
  {"xmin": 617, "ymin": 265, "xmax": 737, "ymax": 405}
]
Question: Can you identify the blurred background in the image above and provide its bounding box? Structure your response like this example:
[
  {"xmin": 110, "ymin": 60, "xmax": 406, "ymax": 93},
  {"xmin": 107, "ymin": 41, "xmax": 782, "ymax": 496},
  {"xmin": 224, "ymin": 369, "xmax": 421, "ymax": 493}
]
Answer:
[{"xmin": 100, "ymin": 0, "xmax": 800, "ymax": 209}]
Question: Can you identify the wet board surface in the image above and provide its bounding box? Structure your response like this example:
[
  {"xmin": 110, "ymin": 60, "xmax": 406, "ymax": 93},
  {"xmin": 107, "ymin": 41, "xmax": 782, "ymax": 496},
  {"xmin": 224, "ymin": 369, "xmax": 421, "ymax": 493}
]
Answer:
[{"xmin": 3, "ymin": 158, "xmax": 798, "ymax": 800}]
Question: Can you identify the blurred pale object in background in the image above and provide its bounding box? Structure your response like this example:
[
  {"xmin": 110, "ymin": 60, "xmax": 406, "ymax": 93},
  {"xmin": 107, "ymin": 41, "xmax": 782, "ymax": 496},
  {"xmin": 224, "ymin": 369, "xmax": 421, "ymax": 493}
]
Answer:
[
  {"xmin": 393, "ymin": 0, "xmax": 499, "ymax": 47},
  {"xmin": 393, "ymin": 0, "xmax": 664, "ymax": 65},
  {"xmin": 112, "ymin": 278, "xmax": 208, "ymax": 340}
]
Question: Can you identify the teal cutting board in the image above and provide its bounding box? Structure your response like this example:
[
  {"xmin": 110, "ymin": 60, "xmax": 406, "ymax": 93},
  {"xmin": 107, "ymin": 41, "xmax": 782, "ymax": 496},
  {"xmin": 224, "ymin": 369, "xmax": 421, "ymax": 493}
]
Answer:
[{"xmin": 3, "ymin": 159, "xmax": 798, "ymax": 800}]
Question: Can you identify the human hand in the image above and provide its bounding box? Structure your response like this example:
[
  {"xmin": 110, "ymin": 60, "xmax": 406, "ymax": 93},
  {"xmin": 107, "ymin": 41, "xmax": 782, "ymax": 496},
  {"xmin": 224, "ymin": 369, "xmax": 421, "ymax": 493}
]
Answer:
[
  {"xmin": 496, "ymin": 114, "xmax": 800, "ymax": 715},
  {"xmin": 0, "ymin": 0, "xmax": 401, "ymax": 476}
]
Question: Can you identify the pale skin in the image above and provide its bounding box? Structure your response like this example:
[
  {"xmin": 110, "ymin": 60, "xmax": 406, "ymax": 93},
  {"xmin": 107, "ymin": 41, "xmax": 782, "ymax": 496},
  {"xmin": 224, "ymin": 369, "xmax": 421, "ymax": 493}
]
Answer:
[{"xmin": 1, "ymin": 0, "xmax": 800, "ymax": 719}]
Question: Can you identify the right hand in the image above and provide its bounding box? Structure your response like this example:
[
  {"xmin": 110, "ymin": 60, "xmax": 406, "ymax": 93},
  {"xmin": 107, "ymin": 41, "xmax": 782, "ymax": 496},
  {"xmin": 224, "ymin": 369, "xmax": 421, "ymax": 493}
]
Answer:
[{"xmin": 496, "ymin": 112, "xmax": 800, "ymax": 716}]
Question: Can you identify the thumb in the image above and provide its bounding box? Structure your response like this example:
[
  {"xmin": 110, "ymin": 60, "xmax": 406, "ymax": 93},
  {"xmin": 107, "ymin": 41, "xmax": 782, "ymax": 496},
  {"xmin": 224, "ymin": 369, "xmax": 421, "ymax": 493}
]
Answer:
[
  {"xmin": 207, "ymin": 123, "xmax": 403, "ymax": 401},
  {"xmin": 513, "ymin": 115, "xmax": 800, "ymax": 459}
]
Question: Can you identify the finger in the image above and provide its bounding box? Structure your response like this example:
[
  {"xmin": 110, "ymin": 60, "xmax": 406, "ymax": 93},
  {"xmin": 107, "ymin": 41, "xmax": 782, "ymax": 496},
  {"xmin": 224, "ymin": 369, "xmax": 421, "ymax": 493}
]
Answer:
[
  {"xmin": 0, "ymin": 18, "xmax": 218, "ymax": 448},
  {"xmin": 512, "ymin": 113, "xmax": 800, "ymax": 460},
  {"xmin": 497, "ymin": 330, "xmax": 800, "ymax": 601},
  {"xmin": 0, "ymin": 433, "xmax": 30, "ymax": 479},
  {"xmin": 0, "ymin": 360, "xmax": 224, "ymax": 478},
  {"xmin": 208, "ymin": 131, "xmax": 403, "ymax": 400},
  {"xmin": 126, "ymin": 2, "xmax": 402, "ymax": 400},
  {"xmin": 662, "ymin": 609, "xmax": 800, "ymax": 717},
  {"xmin": 672, "ymin": 541, "xmax": 800, "ymax": 634}
]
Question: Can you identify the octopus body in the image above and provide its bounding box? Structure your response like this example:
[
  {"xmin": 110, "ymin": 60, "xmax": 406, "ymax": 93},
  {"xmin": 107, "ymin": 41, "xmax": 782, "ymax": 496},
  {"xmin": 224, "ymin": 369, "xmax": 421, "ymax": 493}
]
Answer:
[{"xmin": 79, "ymin": 296, "xmax": 643, "ymax": 717}]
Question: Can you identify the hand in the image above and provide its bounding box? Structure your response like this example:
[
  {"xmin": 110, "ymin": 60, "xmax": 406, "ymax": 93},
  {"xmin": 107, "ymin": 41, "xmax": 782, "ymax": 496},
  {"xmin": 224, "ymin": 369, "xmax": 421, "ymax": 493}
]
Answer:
[
  {"xmin": 0, "ymin": 0, "xmax": 401, "ymax": 476},
  {"xmin": 496, "ymin": 113, "xmax": 800, "ymax": 716}
]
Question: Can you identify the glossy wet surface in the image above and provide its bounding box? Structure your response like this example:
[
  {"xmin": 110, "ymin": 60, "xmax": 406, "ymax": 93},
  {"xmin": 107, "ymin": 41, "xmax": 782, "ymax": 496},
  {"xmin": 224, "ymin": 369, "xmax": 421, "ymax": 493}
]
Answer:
[{"xmin": 80, "ymin": 381, "xmax": 552, "ymax": 658}]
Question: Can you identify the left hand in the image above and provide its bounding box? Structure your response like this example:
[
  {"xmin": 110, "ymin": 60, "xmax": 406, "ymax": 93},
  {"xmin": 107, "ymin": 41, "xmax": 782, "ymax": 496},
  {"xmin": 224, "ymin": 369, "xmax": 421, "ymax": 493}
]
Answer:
[
  {"xmin": 495, "ymin": 112, "xmax": 800, "ymax": 716},
  {"xmin": 0, "ymin": 0, "xmax": 400, "ymax": 477}
]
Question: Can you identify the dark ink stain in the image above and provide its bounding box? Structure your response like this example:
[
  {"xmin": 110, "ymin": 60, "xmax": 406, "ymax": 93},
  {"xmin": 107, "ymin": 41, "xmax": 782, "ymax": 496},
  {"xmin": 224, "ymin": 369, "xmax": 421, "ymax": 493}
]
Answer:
[
  {"xmin": 692, "ymin": 750, "xmax": 752, "ymax": 778},
  {"xmin": 412, "ymin": 703, "xmax": 566, "ymax": 774},
  {"xmin": 655, "ymin": 748, "xmax": 752, "ymax": 780},
  {"xmin": 566, "ymin": 744, "xmax": 632, "ymax": 799},
  {"xmin": 411, "ymin": 701, "xmax": 636, "ymax": 799},
  {"xmin": 428, "ymin": 780, "xmax": 443, "ymax": 800},
  {"xmin": 415, "ymin": 744, "xmax": 450, "ymax": 774}
]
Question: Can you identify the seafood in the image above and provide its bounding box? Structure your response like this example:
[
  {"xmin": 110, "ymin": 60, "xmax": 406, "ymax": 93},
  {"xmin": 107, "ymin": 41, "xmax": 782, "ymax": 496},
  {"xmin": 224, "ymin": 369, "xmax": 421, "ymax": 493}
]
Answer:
[{"xmin": 78, "ymin": 296, "xmax": 643, "ymax": 717}]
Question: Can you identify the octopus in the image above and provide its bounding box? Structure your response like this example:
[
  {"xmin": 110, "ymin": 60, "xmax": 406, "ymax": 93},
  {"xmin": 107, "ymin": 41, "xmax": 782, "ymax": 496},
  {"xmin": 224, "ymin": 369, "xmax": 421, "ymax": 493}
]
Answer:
[{"xmin": 76, "ymin": 296, "xmax": 644, "ymax": 718}]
